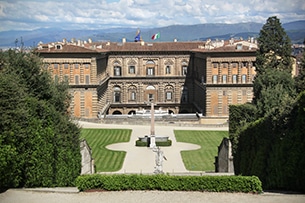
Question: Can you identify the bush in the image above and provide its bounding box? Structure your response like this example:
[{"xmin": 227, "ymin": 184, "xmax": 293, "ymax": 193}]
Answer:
[
  {"xmin": 135, "ymin": 140, "xmax": 172, "ymax": 147},
  {"xmin": 75, "ymin": 174, "xmax": 262, "ymax": 193}
]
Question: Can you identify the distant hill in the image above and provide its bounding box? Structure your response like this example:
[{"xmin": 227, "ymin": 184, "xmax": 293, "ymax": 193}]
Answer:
[{"xmin": 0, "ymin": 21, "xmax": 304, "ymax": 48}]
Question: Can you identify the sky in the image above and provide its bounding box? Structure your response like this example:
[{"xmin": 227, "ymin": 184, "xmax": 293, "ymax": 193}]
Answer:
[{"xmin": 0, "ymin": 0, "xmax": 305, "ymax": 32}]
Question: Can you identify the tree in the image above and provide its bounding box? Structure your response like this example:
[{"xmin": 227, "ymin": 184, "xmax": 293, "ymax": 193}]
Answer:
[
  {"xmin": 253, "ymin": 16, "xmax": 296, "ymax": 117},
  {"xmin": 0, "ymin": 50, "xmax": 81, "ymax": 189}
]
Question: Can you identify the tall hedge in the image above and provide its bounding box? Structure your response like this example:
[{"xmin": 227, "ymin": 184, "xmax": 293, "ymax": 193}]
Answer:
[
  {"xmin": 0, "ymin": 50, "xmax": 81, "ymax": 189},
  {"xmin": 235, "ymin": 91, "xmax": 305, "ymax": 192}
]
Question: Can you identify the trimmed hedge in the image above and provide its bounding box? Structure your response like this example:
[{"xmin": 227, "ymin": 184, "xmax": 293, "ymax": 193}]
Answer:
[
  {"xmin": 75, "ymin": 174, "xmax": 262, "ymax": 193},
  {"xmin": 135, "ymin": 140, "xmax": 172, "ymax": 147}
]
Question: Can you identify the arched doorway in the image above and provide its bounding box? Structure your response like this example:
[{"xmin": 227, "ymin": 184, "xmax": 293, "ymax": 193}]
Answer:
[{"xmin": 112, "ymin": 110, "xmax": 122, "ymax": 115}]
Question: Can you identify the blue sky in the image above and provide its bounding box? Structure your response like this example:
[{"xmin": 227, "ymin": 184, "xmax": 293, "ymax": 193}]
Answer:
[{"xmin": 0, "ymin": 0, "xmax": 304, "ymax": 31}]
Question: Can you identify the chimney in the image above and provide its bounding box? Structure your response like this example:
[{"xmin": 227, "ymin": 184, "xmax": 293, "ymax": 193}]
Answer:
[
  {"xmin": 140, "ymin": 41, "xmax": 145, "ymax": 46},
  {"xmin": 122, "ymin": 38, "xmax": 126, "ymax": 43}
]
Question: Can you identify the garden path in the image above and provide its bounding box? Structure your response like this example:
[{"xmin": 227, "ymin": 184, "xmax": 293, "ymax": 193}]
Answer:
[{"xmin": 78, "ymin": 121, "xmax": 228, "ymax": 174}]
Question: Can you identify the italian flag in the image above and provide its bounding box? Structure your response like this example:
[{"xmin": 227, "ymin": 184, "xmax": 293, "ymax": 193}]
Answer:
[{"xmin": 151, "ymin": 32, "xmax": 160, "ymax": 40}]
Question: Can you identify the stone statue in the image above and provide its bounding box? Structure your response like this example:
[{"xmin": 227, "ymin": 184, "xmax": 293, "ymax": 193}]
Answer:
[{"xmin": 153, "ymin": 146, "xmax": 167, "ymax": 174}]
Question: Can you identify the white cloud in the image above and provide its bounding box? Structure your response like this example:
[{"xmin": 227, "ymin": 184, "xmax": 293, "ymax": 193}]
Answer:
[{"xmin": 0, "ymin": 0, "xmax": 304, "ymax": 31}]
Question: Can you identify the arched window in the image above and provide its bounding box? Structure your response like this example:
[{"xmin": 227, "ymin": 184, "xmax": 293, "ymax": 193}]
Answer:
[
  {"xmin": 165, "ymin": 85, "xmax": 174, "ymax": 101},
  {"xmin": 212, "ymin": 75, "xmax": 218, "ymax": 84},
  {"xmin": 242, "ymin": 74, "xmax": 247, "ymax": 84},
  {"xmin": 165, "ymin": 65, "xmax": 171, "ymax": 74},
  {"xmin": 181, "ymin": 61, "xmax": 188, "ymax": 76},
  {"xmin": 128, "ymin": 85, "xmax": 137, "ymax": 101},
  {"xmin": 113, "ymin": 86, "xmax": 121, "ymax": 102},
  {"xmin": 146, "ymin": 60, "xmax": 155, "ymax": 76},
  {"xmin": 113, "ymin": 61, "xmax": 121, "ymax": 76},
  {"xmin": 232, "ymin": 75, "xmax": 237, "ymax": 84},
  {"xmin": 222, "ymin": 75, "xmax": 227, "ymax": 84}
]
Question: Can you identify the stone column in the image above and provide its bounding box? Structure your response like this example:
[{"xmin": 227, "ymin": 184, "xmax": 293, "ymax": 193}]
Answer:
[{"xmin": 150, "ymin": 100, "xmax": 156, "ymax": 148}]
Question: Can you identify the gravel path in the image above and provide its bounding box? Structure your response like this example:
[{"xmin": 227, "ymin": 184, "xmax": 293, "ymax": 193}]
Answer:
[{"xmin": 1, "ymin": 189, "xmax": 305, "ymax": 203}]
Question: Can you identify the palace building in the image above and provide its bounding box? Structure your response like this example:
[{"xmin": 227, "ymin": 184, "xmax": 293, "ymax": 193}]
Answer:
[{"xmin": 36, "ymin": 38, "xmax": 257, "ymax": 120}]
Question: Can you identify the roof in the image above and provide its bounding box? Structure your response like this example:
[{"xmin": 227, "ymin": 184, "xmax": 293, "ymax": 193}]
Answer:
[
  {"xmin": 85, "ymin": 41, "xmax": 206, "ymax": 52},
  {"xmin": 36, "ymin": 40, "xmax": 257, "ymax": 54},
  {"xmin": 36, "ymin": 43, "xmax": 101, "ymax": 54}
]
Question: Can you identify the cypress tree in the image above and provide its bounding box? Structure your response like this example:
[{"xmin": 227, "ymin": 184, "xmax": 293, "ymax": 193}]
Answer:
[{"xmin": 253, "ymin": 16, "xmax": 296, "ymax": 118}]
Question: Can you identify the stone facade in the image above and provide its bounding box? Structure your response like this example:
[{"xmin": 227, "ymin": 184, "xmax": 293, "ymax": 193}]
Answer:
[{"xmin": 36, "ymin": 39, "xmax": 257, "ymax": 119}]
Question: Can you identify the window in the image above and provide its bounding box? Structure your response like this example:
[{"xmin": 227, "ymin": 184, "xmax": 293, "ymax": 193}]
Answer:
[
  {"xmin": 182, "ymin": 66, "xmax": 187, "ymax": 76},
  {"xmin": 165, "ymin": 66, "xmax": 171, "ymax": 74},
  {"xmin": 114, "ymin": 66, "xmax": 121, "ymax": 76},
  {"xmin": 242, "ymin": 74, "xmax": 247, "ymax": 84},
  {"xmin": 223, "ymin": 63, "xmax": 228, "ymax": 68},
  {"xmin": 232, "ymin": 75, "xmax": 237, "ymax": 84},
  {"xmin": 75, "ymin": 64, "xmax": 79, "ymax": 69},
  {"xmin": 212, "ymin": 75, "xmax": 218, "ymax": 84},
  {"xmin": 242, "ymin": 90, "xmax": 247, "ymax": 96},
  {"xmin": 148, "ymin": 94, "xmax": 154, "ymax": 101},
  {"xmin": 84, "ymin": 63, "xmax": 89, "ymax": 69},
  {"xmin": 75, "ymin": 75, "xmax": 79, "ymax": 85},
  {"xmin": 54, "ymin": 63, "xmax": 58, "ymax": 69},
  {"xmin": 222, "ymin": 75, "xmax": 227, "ymax": 84},
  {"xmin": 147, "ymin": 67, "xmax": 154, "ymax": 76},
  {"xmin": 130, "ymin": 92, "xmax": 136, "ymax": 101},
  {"xmin": 85, "ymin": 75, "xmax": 90, "ymax": 84},
  {"xmin": 166, "ymin": 92, "xmax": 172, "ymax": 100},
  {"xmin": 64, "ymin": 75, "xmax": 69, "ymax": 83},
  {"xmin": 242, "ymin": 62, "xmax": 247, "ymax": 67},
  {"xmin": 64, "ymin": 63, "xmax": 69, "ymax": 69},
  {"xmin": 129, "ymin": 66, "xmax": 135, "ymax": 74},
  {"xmin": 114, "ymin": 92, "xmax": 120, "ymax": 102},
  {"xmin": 114, "ymin": 87, "xmax": 121, "ymax": 102},
  {"xmin": 213, "ymin": 63, "xmax": 218, "ymax": 68},
  {"xmin": 232, "ymin": 63, "xmax": 237, "ymax": 68},
  {"xmin": 44, "ymin": 64, "xmax": 49, "ymax": 69}
]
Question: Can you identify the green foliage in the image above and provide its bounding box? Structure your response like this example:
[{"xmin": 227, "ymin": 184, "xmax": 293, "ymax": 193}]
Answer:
[
  {"xmin": 255, "ymin": 16, "xmax": 292, "ymax": 74},
  {"xmin": 175, "ymin": 130, "xmax": 227, "ymax": 171},
  {"xmin": 253, "ymin": 16, "xmax": 296, "ymax": 118},
  {"xmin": 235, "ymin": 91, "xmax": 305, "ymax": 192},
  {"xmin": 228, "ymin": 103, "xmax": 257, "ymax": 156},
  {"xmin": 135, "ymin": 140, "xmax": 172, "ymax": 147},
  {"xmin": 253, "ymin": 68, "xmax": 296, "ymax": 117},
  {"xmin": 0, "ymin": 50, "xmax": 81, "ymax": 189},
  {"xmin": 75, "ymin": 174, "xmax": 262, "ymax": 193},
  {"xmin": 231, "ymin": 17, "xmax": 304, "ymax": 192},
  {"xmin": 80, "ymin": 129, "xmax": 131, "ymax": 172}
]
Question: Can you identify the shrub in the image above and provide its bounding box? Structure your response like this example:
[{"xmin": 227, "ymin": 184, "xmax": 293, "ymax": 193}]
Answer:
[
  {"xmin": 75, "ymin": 174, "xmax": 262, "ymax": 193},
  {"xmin": 135, "ymin": 140, "xmax": 172, "ymax": 147}
]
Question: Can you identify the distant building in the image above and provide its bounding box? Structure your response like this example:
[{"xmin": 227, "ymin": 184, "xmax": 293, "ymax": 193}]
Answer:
[{"xmin": 36, "ymin": 38, "xmax": 257, "ymax": 119}]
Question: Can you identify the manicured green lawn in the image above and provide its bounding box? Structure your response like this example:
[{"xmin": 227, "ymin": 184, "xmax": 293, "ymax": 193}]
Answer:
[
  {"xmin": 80, "ymin": 129, "xmax": 131, "ymax": 172},
  {"xmin": 175, "ymin": 130, "xmax": 228, "ymax": 172}
]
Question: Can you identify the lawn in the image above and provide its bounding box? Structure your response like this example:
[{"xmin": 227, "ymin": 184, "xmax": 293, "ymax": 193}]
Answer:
[
  {"xmin": 174, "ymin": 130, "xmax": 228, "ymax": 172},
  {"xmin": 80, "ymin": 129, "xmax": 131, "ymax": 172}
]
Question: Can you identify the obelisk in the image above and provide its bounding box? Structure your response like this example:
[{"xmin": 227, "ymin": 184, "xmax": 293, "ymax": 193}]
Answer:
[{"xmin": 149, "ymin": 100, "xmax": 156, "ymax": 148}]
